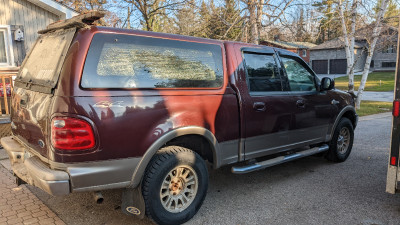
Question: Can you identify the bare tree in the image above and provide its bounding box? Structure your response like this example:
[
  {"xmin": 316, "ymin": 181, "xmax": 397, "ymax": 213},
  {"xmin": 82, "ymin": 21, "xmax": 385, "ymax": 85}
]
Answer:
[
  {"xmin": 338, "ymin": 0, "xmax": 390, "ymax": 108},
  {"xmin": 244, "ymin": 0, "xmax": 294, "ymax": 44},
  {"xmin": 122, "ymin": 0, "xmax": 185, "ymax": 31},
  {"xmin": 355, "ymin": 0, "xmax": 390, "ymax": 108},
  {"xmin": 338, "ymin": 0, "xmax": 359, "ymax": 94}
]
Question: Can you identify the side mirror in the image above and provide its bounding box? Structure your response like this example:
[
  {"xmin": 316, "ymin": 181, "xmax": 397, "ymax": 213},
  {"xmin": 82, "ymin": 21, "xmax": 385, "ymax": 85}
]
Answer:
[{"xmin": 321, "ymin": 77, "xmax": 335, "ymax": 91}]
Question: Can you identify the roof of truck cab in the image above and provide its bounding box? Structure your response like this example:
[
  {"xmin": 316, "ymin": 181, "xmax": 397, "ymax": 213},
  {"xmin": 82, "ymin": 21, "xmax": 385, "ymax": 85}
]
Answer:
[
  {"xmin": 92, "ymin": 27, "xmax": 276, "ymax": 50},
  {"xmin": 93, "ymin": 26, "xmax": 225, "ymax": 45}
]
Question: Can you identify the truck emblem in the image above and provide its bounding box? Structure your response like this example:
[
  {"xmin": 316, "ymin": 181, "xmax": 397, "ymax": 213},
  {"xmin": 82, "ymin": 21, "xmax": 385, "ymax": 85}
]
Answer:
[
  {"xmin": 93, "ymin": 101, "xmax": 124, "ymax": 108},
  {"xmin": 126, "ymin": 206, "xmax": 140, "ymax": 215}
]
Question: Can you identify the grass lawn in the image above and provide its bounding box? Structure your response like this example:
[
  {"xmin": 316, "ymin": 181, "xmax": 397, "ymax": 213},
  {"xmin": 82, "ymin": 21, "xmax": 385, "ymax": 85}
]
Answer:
[
  {"xmin": 356, "ymin": 101, "xmax": 392, "ymax": 117},
  {"xmin": 334, "ymin": 71, "xmax": 395, "ymax": 92}
]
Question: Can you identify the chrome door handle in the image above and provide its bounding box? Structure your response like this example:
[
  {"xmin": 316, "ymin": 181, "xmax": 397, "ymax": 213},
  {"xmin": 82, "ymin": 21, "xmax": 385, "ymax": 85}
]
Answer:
[
  {"xmin": 331, "ymin": 100, "xmax": 340, "ymax": 105},
  {"xmin": 296, "ymin": 100, "xmax": 305, "ymax": 108},
  {"xmin": 253, "ymin": 102, "xmax": 266, "ymax": 112}
]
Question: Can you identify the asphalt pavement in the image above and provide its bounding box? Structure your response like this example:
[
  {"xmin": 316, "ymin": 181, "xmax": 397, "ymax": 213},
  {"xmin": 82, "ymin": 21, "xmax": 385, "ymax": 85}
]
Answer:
[
  {"xmin": 24, "ymin": 112, "xmax": 400, "ymax": 225},
  {"xmin": 360, "ymin": 91, "xmax": 393, "ymax": 102}
]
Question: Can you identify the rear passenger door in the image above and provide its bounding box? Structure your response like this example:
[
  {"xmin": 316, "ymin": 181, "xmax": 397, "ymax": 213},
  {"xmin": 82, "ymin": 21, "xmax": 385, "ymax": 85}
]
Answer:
[
  {"xmin": 240, "ymin": 48, "xmax": 294, "ymax": 159},
  {"xmin": 278, "ymin": 52, "xmax": 336, "ymax": 147}
]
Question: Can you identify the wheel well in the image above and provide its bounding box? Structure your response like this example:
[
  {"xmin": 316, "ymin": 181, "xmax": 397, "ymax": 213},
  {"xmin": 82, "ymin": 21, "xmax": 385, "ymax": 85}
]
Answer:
[
  {"xmin": 164, "ymin": 135, "xmax": 214, "ymax": 165},
  {"xmin": 342, "ymin": 110, "xmax": 357, "ymax": 128}
]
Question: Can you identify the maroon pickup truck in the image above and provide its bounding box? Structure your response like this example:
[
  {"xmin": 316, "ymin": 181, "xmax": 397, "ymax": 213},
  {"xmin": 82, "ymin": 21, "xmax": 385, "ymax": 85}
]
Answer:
[{"xmin": 1, "ymin": 13, "xmax": 357, "ymax": 225}]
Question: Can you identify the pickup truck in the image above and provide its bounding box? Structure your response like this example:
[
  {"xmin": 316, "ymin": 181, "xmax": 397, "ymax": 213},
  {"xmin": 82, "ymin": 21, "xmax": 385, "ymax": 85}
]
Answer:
[{"xmin": 1, "ymin": 12, "xmax": 357, "ymax": 225}]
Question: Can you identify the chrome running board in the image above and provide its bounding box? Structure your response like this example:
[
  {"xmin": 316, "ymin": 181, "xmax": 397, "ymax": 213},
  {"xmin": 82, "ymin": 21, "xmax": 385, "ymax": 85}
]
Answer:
[{"xmin": 231, "ymin": 144, "xmax": 329, "ymax": 174}]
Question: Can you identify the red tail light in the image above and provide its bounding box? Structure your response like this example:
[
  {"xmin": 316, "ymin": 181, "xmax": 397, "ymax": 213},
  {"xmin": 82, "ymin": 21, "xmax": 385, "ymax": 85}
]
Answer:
[
  {"xmin": 393, "ymin": 100, "xmax": 400, "ymax": 117},
  {"xmin": 391, "ymin": 156, "xmax": 397, "ymax": 166},
  {"xmin": 51, "ymin": 117, "xmax": 95, "ymax": 150}
]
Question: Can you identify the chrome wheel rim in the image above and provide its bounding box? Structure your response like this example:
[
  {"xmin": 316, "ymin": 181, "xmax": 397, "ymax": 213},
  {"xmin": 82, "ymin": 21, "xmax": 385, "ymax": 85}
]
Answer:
[
  {"xmin": 337, "ymin": 127, "xmax": 350, "ymax": 154},
  {"xmin": 160, "ymin": 165, "xmax": 198, "ymax": 213}
]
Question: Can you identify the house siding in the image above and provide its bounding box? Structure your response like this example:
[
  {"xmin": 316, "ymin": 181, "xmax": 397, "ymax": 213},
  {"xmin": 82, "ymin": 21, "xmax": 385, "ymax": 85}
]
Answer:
[
  {"xmin": 310, "ymin": 31, "xmax": 398, "ymax": 74},
  {"xmin": 310, "ymin": 48, "xmax": 366, "ymax": 74},
  {"xmin": 371, "ymin": 32, "xmax": 398, "ymax": 71},
  {"xmin": 372, "ymin": 51, "xmax": 397, "ymax": 71},
  {"xmin": 0, "ymin": 0, "xmax": 60, "ymax": 67},
  {"xmin": 297, "ymin": 48, "xmax": 311, "ymax": 63}
]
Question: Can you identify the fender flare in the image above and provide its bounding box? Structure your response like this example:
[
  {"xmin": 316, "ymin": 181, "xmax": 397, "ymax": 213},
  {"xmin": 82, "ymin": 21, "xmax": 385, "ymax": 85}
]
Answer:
[
  {"xmin": 128, "ymin": 126, "xmax": 220, "ymax": 188},
  {"xmin": 326, "ymin": 106, "xmax": 357, "ymax": 142}
]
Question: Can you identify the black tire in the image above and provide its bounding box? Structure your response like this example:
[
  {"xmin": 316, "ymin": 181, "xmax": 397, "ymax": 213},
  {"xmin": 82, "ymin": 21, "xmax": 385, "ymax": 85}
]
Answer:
[
  {"xmin": 142, "ymin": 146, "xmax": 208, "ymax": 225},
  {"xmin": 326, "ymin": 118, "xmax": 354, "ymax": 162}
]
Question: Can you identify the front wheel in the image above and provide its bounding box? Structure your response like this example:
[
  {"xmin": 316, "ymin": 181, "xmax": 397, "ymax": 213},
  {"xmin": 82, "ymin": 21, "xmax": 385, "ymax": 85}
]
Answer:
[
  {"xmin": 326, "ymin": 118, "xmax": 354, "ymax": 162},
  {"xmin": 142, "ymin": 146, "xmax": 208, "ymax": 225}
]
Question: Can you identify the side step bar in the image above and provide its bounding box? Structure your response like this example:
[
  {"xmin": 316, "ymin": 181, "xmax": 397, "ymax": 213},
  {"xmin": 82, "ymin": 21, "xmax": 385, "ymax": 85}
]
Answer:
[{"xmin": 231, "ymin": 144, "xmax": 329, "ymax": 174}]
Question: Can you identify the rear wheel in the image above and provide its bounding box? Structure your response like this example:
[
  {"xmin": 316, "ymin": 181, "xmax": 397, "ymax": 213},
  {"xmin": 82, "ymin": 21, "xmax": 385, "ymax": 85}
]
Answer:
[
  {"xmin": 326, "ymin": 118, "xmax": 354, "ymax": 162},
  {"xmin": 142, "ymin": 146, "xmax": 208, "ymax": 225}
]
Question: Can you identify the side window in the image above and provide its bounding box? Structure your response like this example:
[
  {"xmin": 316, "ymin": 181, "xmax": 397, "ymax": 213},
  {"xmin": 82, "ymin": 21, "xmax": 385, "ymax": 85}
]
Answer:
[
  {"xmin": 281, "ymin": 56, "xmax": 316, "ymax": 92},
  {"xmin": 243, "ymin": 52, "xmax": 282, "ymax": 92},
  {"xmin": 81, "ymin": 33, "xmax": 223, "ymax": 89}
]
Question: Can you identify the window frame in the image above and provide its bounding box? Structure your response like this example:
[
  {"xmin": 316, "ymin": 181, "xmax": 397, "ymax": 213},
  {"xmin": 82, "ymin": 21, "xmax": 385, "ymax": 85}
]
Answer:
[
  {"xmin": 382, "ymin": 61, "xmax": 396, "ymax": 68},
  {"xmin": 0, "ymin": 25, "xmax": 15, "ymax": 67},
  {"xmin": 382, "ymin": 44, "xmax": 396, "ymax": 54},
  {"xmin": 302, "ymin": 49, "xmax": 307, "ymax": 57},
  {"xmin": 241, "ymin": 48, "xmax": 286, "ymax": 96},
  {"xmin": 277, "ymin": 52, "xmax": 319, "ymax": 94}
]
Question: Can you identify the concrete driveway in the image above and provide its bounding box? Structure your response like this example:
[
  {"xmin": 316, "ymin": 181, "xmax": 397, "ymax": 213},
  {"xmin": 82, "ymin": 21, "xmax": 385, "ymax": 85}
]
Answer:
[{"xmin": 23, "ymin": 112, "xmax": 400, "ymax": 225}]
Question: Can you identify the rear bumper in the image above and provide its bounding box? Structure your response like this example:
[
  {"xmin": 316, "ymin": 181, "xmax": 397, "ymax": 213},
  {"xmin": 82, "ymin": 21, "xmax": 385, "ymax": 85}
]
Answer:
[
  {"xmin": 1, "ymin": 136, "xmax": 141, "ymax": 195},
  {"xmin": 1, "ymin": 136, "xmax": 70, "ymax": 195}
]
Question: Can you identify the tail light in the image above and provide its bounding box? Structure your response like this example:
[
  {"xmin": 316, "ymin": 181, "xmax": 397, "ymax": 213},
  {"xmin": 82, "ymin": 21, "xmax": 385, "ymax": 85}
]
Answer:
[
  {"xmin": 391, "ymin": 156, "xmax": 397, "ymax": 166},
  {"xmin": 393, "ymin": 100, "xmax": 400, "ymax": 117},
  {"xmin": 51, "ymin": 117, "xmax": 95, "ymax": 150}
]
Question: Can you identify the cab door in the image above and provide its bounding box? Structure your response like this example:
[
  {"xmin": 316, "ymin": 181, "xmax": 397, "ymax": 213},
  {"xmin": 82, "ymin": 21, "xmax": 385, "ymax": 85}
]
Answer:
[
  {"xmin": 238, "ymin": 48, "xmax": 294, "ymax": 159},
  {"xmin": 278, "ymin": 52, "xmax": 337, "ymax": 146}
]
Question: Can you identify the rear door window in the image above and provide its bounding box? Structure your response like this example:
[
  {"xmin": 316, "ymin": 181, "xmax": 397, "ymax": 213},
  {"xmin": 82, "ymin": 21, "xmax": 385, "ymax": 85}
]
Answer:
[
  {"xmin": 16, "ymin": 28, "xmax": 76, "ymax": 92},
  {"xmin": 242, "ymin": 52, "xmax": 282, "ymax": 93},
  {"xmin": 81, "ymin": 33, "xmax": 224, "ymax": 89}
]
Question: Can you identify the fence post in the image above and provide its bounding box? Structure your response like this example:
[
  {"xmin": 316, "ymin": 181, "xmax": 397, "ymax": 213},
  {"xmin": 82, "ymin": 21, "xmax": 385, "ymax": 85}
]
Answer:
[{"xmin": 0, "ymin": 70, "xmax": 18, "ymax": 115}]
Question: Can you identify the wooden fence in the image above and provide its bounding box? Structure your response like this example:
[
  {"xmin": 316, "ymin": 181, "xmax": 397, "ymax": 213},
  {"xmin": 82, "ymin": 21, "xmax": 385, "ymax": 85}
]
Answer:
[{"xmin": 0, "ymin": 71, "xmax": 17, "ymax": 116}]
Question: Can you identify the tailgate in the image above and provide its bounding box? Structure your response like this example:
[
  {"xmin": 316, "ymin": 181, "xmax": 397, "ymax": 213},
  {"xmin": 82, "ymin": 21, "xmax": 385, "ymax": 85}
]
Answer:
[{"xmin": 11, "ymin": 28, "xmax": 76, "ymax": 159}]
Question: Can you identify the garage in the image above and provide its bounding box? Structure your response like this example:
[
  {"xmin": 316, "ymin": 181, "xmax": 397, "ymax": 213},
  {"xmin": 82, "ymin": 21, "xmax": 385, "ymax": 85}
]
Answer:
[
  {"xmin": 329, "ymin": 59, "xmax": 347, "ymax": 74},
  {"xmin": 312, "ymin": 60, "xmax": 328, "ymax": 74}
]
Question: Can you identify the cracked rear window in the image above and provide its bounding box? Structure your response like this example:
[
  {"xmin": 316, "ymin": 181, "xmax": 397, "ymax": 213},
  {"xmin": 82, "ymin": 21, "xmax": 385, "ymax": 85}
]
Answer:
[
  {"xmin": 81, "ymin": 33, "xmax": 223, "ymax": 89},
  {"xmin": 17, "ymin": 28, "xmax": 76, "ymax": 88}
]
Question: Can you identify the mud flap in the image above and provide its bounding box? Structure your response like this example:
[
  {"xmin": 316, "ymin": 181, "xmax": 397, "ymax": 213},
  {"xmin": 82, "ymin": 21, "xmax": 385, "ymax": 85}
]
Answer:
[{"xmin": 121, "ymin": 185, "xmax": 145, "ymax": 219}]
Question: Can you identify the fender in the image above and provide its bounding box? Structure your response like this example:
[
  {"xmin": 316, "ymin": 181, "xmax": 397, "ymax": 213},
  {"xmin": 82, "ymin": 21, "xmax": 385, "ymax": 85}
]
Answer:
[
  {"xmin": 128, "ymin": 126, "xmax": 220, "ymax": 188},
  {"xmin": 325, "ymin": 105, "xmax": 357, "ymax": 142}
]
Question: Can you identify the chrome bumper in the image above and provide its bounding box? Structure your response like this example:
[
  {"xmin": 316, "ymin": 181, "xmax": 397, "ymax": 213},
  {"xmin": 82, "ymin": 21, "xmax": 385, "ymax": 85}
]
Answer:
[{"xmin": 1, "ymin": 136, "xmax": 70, "ymax": 196}]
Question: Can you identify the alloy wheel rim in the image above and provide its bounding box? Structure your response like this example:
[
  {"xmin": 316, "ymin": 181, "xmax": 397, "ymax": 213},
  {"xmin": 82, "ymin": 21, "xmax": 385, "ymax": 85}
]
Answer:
[
  {"xmin": 160, "ymin": 165, "xmax": 198, "ymax": 213},
  {"xmin": 337, "ymin": 127, "xmax": 350, "ymax": 154}
]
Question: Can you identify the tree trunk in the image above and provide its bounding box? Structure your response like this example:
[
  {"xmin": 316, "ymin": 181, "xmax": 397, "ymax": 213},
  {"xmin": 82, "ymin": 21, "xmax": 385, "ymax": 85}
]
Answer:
[
  {"xmin": 127, "ymin": 6, "xmax": 131, "ymax": 29},
  {"xmin": 355, "ymin": 0, "xmax": 389, "ymax": 108},
  {"xmin": 338, "ymin": 0, "xmax": 354, "ymax": 93},
  {"xmin": 241, "ymin": 23, "xmax": 248, "ymax": 43},
  {"xmin": 248, "ymin": 0, "xmax": 258, "ymax": 44},
  {"xmin": 348, "ymin": 0, "xmax": 358, "ymax": 93},
  {"xmin": 256, "ymin": 0, "xmax": 264, "ymax": 44}
]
